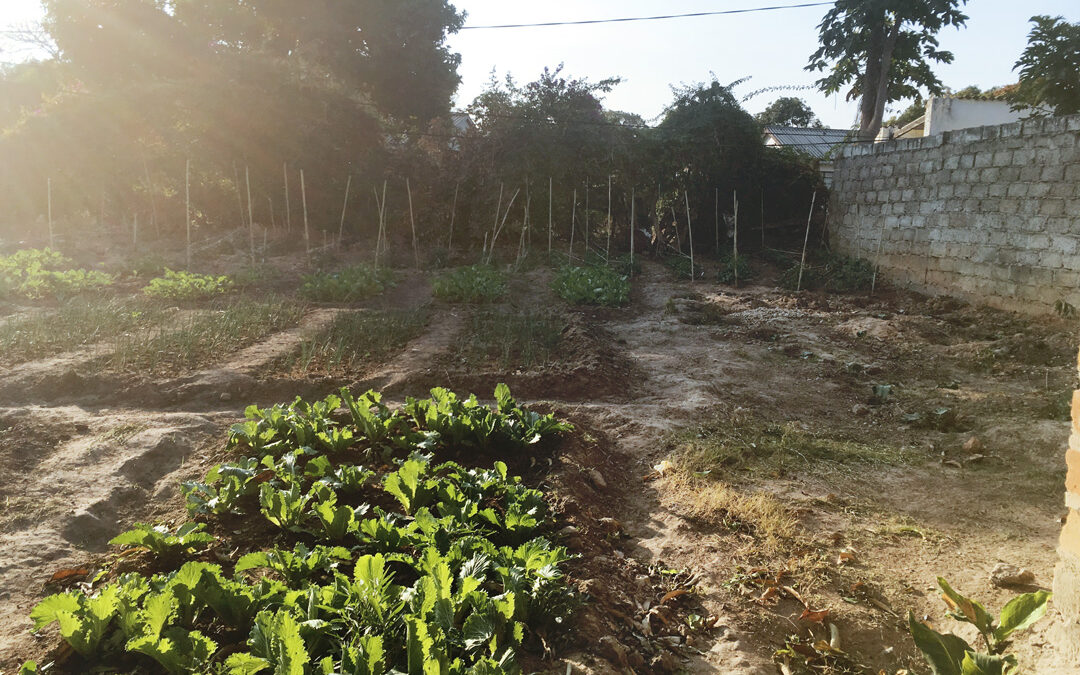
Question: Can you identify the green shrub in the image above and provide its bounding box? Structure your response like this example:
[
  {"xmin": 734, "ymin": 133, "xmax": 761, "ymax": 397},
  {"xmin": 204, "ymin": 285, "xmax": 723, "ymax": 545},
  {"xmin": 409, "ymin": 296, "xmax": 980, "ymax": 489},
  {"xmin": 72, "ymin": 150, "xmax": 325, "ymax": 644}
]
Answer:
[
  {"xmin": 0, "ymin": 248, "xmax": 114, "ymax": 300},
  {"xmin": 552, "ymin": 265, "xmax": 630, "ymax": 306},
  {"xmin": 301, "ymin": 264, "xmax": 392, "ymax": 302},
  {"xmin": 662, "ymin": 255, "xmax": 698, "ymax": 280},
  {"xmin": 432, "ymin": 264, "xmax": 507, "ymax": 303},
  {"xmin": 780, "ymin": 253, "xmax": 872, "ymax": 292},
  {"xmin": 716, "ymin": 255, "xmax": 753, "ymax": 284},
  {"xmin": 143, "ymin": 269, "xmax": 234, "ymax": 300}
]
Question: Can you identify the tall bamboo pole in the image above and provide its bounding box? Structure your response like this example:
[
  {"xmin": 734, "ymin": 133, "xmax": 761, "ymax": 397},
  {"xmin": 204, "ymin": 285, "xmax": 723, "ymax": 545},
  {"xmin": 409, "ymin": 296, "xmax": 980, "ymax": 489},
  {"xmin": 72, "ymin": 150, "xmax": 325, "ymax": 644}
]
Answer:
[
  {"xmin": 47, "ymin": 177, "xmax": 54, "ymax": 249},
  {"xmin": 684, "ymin": 192, "xmax": 695, "ymax": 282},
  {"xmin": 185, "ymin": 159, "xmax": 191, "ymax": 268},
  {"xmin": 488, "ymin": 188, "xmax": 520, "ymax": 265},
  {"xmin": 300, "ymin": 169, "xmax": 311, "ymax": 258},
  {"xmin": 283, "ymin": 162, "xmax": 292, "ymax": 232},
  {"xmin": 245, "ymin": 166, "xmax": 255, "ymax": 266},
  {"xmin": 584, "ymin": 181, "xmax": 590, "ymax": 257},
  {"xmin": 448, "ymin": 182, "xmax": 459, "ymax": 254},
  {"xmin": 569, "ymin": 189, "xmax": 577, "ymax": 259},
  {"xmin": 733, "ymin": 190, "xmax": 740, "ymax": 287},
  {"xmin": 406, "ymin": 178, "xmax": 419, "ymax": 269},
  {"xmin": 605, "ymin": 175, "xmax": 612, "ymax": 261},
  {"xmin": 488, "ymin": 184, "xmax": 504, "ymax": 263},
  {"xmin": 548, "ymin": 177, "xmax": 553, "ymax": 259},
  {"xmin": 629, "ymin": 187, "xmax": 635, "ymax": 276},
  {"xmin": 338, "ymin": 174, "xmax": 352, "ymax": 246},
  {"xmin": 797, "ymin": 191, "xmax": 818, "ymax": 292}
]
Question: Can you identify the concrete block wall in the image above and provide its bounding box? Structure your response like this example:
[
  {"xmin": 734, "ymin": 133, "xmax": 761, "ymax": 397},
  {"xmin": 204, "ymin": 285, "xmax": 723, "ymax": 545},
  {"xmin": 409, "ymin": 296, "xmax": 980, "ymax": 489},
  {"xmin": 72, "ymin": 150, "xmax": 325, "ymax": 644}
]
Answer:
[
  {"xmin": 829, "ymin": 114, "xmax": 1080, "ymax": 314},
  {"xmin": 1053, "ymin": 350, "xmax": 1080, "ymax": 662}
]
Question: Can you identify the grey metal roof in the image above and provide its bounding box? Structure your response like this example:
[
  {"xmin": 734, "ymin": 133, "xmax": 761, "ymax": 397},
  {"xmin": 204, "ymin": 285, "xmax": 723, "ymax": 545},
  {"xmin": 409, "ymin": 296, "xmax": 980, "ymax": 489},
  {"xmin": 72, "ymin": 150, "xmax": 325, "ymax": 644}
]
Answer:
[{"xmin": 763, "ymin": 125, "xmax": 852, "ymax": 159}]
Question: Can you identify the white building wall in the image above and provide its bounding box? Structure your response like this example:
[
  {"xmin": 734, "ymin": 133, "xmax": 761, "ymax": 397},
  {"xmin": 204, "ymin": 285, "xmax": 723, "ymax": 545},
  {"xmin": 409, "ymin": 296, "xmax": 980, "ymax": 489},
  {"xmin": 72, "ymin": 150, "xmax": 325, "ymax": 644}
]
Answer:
[{"xmin": 924, "ymin": 96, "xmax": 1025, "ymax": 136}]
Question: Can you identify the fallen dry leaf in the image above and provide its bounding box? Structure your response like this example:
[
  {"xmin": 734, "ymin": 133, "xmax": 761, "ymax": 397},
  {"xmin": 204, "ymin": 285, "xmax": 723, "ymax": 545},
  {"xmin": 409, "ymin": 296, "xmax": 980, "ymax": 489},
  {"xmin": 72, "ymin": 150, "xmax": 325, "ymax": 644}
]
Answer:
[
  {"xmin": 660, "ymin": 589, "xmax": 690, "ymax": 605},
  {"xmin": 47, "ymin": 568, "xmax": 89, "ymax": 585},
  {"xmin": 837, "ymin": 551, "xmax": 856, "ymax": 565},
  {"xmin": 799, "ymin": 608, "xmax": 831, "ymax": 624}
]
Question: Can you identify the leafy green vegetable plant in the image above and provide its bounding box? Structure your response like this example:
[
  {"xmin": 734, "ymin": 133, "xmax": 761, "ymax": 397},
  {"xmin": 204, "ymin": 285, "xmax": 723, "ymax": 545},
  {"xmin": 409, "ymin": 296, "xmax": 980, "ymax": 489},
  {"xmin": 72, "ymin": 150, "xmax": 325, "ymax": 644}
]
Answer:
[
  {"xmin": 432, "ymin": 265, "xmax": 508, "ymax": 303},
  {"xmin": 909, "ymin": 577, "xmax": 1051, "ymax": 675},
  {"xmin": 717, "ymin": 254, "xmax": 752, "ymax": 284},
  {"xmin": 142, "ymin": 269, "xmax": 234, "ymax": 300},
  {"xmin": 552, "ymin": 264, "xmax": 630, "ymax": 306},
  {"xmin": 301, "ymin": 264, "xmax": 393, "ymax": 302},
  {"xmin": 0, "ymin": 248, "xmax": 114, "ymax": 300},
  {"xmin": 109, "ymin": 523, "xmax": 214, "ymax": 556}
]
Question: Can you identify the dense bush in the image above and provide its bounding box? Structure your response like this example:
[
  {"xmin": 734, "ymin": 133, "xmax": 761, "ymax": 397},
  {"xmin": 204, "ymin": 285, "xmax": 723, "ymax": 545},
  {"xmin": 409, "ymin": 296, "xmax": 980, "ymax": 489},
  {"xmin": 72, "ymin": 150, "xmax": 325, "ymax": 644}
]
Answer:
[
  {"xmin": 780, "ymin": 253, "xmax": 874, "ymax": 293},
  {"xmin": 717, "ymin": 255, "xmax": 753, "ymax": 284},
  {"xmin": 300, "ymin": 265, "xmax": 393, "ymax": 302},
  {"xmin": 552, "ymin": 265, "xmax": 630, "ymax": 306},
  {"xmin": 432, "ymin": 265, "xmax": 507, "ymax": 303}
]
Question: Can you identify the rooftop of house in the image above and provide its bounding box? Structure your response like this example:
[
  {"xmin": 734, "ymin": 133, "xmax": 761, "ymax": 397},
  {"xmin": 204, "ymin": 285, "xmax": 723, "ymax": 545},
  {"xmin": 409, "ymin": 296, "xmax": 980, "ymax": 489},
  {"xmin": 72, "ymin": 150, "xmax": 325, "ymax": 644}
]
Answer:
[{"xmin": 763, "ymin": 125, "xmax": 851, "ymax": 159}]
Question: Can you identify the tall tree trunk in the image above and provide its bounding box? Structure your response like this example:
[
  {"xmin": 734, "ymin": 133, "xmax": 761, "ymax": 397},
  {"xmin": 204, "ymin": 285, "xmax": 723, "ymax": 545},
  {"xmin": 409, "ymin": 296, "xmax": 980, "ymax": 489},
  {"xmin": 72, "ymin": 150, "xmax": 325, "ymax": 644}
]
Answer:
[{"xmin": 858, "ymin": 16, "xmax": 901, "ymax": 142}]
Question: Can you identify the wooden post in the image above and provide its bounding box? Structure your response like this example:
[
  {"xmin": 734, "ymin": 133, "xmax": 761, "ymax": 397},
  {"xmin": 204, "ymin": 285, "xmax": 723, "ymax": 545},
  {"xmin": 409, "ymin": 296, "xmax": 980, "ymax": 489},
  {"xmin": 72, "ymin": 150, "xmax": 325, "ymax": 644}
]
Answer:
[
  {"xmin": 733, "ymin": 190, "xmax": 740, "ymax": 287},
  {"xmin": 245, "ymin": 166, "xmax": 255, "ymax": 266},
  {"xmin": 338, "ymin": 174, "xmax": 352, "ymax": 247},
  {"xmin": 584, "ymin": 181, "xmax": 590, "ymax": 258},
  {"xmin": 629, "ymin": 187, "xmax": 635, "ymax": 276},
  {"xmin": 448, "ymin": 182, "xmax": 459, "ymax": 254},
  {"xmin": 489, "ymin": 184, "xmax": 504, "ymax": 265},
  {"xmin": 684, "ymin": 192, "xmax": 695, "ymax": 282},
  {"xmin": 605, "ymin": 174, "xmax": 612, "ymax": 261},
  {"xmin": 715, "ymin": 187, "xmax": 720, "ymax": 255},
  {"xmin": 283, "ymin": 162, "xmax": 292, "ymax": 232},
  {"xmin": 871, "ymin": 201, "xmax": 888, "ymax": 296},
  {"xmin": 300, "ymin": 169, "xmax": 311, "ymax": 258},
  {"xmin": 548, "ymin": 177, "xmax": 553, "ymax": 259},
  {"xmin": 569, "ymin": 188, "xmax": 577, "ymax": 260},
  {"xmin": 760, "ymin": 190, "xmax": 765, "ymax": 249},
  {"xmin": 488, "ymin": 188, "xmax": 520, "ymax": 265},
  {"xmin": 797, "ymin": 191, "xmax": 818, "ymax": 292},
  {"xmin": 406, "ymin": 178, "xmax": 419, "ymax": 269},
  {"xmin": 47, "ymin": 177, "xmax": 54, "ymax": 249},
  {"xmin": 185, "ymin": 159, "xmax": 191, "ymax": 268}
]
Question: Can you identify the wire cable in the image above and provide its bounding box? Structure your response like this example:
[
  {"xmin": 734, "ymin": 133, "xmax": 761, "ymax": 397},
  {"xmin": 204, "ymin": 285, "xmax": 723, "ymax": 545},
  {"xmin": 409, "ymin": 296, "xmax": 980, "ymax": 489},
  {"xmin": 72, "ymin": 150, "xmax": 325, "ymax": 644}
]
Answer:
[{"xmin": 460, "ymin": 2, "xmax": 835, "ymax": 31}]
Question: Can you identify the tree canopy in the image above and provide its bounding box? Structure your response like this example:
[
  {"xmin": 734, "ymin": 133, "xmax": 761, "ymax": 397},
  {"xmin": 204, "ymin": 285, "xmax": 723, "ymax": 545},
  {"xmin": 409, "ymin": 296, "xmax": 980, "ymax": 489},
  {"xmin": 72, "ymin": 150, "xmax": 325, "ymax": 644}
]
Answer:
[
  {"xmin": 755, "ymin": 97, "xmax": 821, "ymax": 128},
  {"xmin": 807, "ymin": 0, "xmax": 968, "ymax": 141},
  {"xmin": 1012, "ymin": 15, "xmax": 1080, "ymax": 116}
]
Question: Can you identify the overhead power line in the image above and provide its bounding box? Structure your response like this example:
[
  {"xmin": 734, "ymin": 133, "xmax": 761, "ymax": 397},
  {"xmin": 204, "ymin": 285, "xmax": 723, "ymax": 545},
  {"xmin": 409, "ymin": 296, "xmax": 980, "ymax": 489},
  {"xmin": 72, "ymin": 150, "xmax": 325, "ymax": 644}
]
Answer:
[{"xmin": 460, "ymin": 2, "xmax": 835, "ymax": 31}]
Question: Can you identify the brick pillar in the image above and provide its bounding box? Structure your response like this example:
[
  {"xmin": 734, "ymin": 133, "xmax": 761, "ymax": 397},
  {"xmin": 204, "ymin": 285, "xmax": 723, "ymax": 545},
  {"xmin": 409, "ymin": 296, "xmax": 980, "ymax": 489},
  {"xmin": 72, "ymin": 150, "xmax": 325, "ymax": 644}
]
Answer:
[{"xmin": 1053, "ymin": 356, "xmax": 1080, "ymax": 660}]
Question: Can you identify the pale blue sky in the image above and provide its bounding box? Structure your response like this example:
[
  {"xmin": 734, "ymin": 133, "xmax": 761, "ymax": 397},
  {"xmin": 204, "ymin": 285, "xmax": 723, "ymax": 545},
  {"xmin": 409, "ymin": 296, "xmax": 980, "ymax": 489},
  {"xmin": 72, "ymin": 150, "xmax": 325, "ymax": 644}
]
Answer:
[{"xmin": 3, "ymin": 1, "xmax": 1079, "ymax": 128}]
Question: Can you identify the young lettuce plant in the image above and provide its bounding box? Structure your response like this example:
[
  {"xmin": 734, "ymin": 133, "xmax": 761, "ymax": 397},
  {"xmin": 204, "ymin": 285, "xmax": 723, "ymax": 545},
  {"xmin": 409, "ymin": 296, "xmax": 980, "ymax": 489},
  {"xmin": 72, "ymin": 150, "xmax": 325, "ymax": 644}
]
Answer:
[
  {"xmin": 908, "ymin": 577, "xmax": 1051, "ymax": 675},
  {"xmin": 108, "ymin": 522, "xmax": 215, "ymax": 556}
]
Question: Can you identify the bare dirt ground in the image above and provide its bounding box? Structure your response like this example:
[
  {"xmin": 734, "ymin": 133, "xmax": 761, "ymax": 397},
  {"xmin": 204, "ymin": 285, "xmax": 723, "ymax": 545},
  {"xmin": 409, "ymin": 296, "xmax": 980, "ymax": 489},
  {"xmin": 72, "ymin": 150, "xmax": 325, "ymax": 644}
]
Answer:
[{"xmin": 0, "ymin": 252, "xmax": 1075, "ymax": 673}]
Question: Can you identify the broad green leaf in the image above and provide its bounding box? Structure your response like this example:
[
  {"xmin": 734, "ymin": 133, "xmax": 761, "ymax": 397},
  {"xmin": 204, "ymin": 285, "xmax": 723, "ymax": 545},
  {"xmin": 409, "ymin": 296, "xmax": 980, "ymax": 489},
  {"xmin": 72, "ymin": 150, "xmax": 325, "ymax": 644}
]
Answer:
[
  {"xmin": 225, "ymin": 652, "xmax": 271, "ymax": 675},
  {"xmin": 29, "ymin": 593, "xmax": 81, "ymax": 631},
  {"xmin": 960, "ymin": 651, "xmax": 1011, "ymax": 675},
  {"xmin": 909, "ymin": 613, "xmax": 968, "ymax": 675},
  {"xmin": 994, "ymin": 590, "xmax": 1051, "ymax": 642},
  {"xmin": 938, "ymin": 578, "xmax": 995, "ymax": 633}
]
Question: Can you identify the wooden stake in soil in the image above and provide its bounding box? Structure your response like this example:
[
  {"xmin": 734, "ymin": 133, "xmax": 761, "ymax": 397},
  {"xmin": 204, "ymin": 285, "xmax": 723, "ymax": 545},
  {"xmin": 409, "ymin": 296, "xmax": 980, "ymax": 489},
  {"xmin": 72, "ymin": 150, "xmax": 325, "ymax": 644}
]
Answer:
[
  {"xmin": 283, "ymin": 162, "xmax": 292, "ymax": 232},
  {"xmin": 626, "ymin": 186, "xmax": 630, "ymax": 274},
  {"xmin": 684, "ymin": 192, "xmax": 695, "ymax": 282},
  {"xmin": 47, "ymin": 177, "xmax": 54, "ymax": 249},
  {"xmin": 406, "ymin": 178, "xmax": 420, "ymax": 269},
  {"xmin": 185, "ymin": 159, "xmax": 191, "ymax": 268},
  {"xmin": 489, "ymin": 184, "xmax": 504, "ymax": 264},
  {"xmin": 373, "ymin": 182, "xmax": 388, "ymax": 269},
  {"xmin": 605, "ymin": 174, "xmax": 612, "ymax": 261},
  {"xmin": 245, "ymin": 166, "xmax": 255, "ymax": 266},
  {"xmin": 871, "ymin": 202, "xmax": 888, "ymax": 296},
  {"xmin": 548, "ymin": 177, "xmax": 553, "ymax": 260},
  {"xmin": 300, "ymin": 169, "xmax": 311, "ymax": 258},
  {"xmin": 733, "ymin": 190, "xmax": 740, "ymax": 287},
  {"xmin": 715, "ymin": 187, "xmax": 720, "ymax": 255},
  {"xmin": 448, "ymin": 182, "xmax": 459, "ymax": 254},
  {"xmin": 338, "ymin": 174, "xmax": 352, "ymax": 247},
  {"xmin": 796, "ymin": 190, "xmax": 818, "ymax": 292},
  {"xmin": 488, "ymin": 188, "xmax": 520, "ymax": 265},
  {"xmin": 569, "ymin": 188, "xmax": 578, "ymax": 260},
  {"xmin": 584, "ymin": 181, "xmax": 590, "ymax": 257}
]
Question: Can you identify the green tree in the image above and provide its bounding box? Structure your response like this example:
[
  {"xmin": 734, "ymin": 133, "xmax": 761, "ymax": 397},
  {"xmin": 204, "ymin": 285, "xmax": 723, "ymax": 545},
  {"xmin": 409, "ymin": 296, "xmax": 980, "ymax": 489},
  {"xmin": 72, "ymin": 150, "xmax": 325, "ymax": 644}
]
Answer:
[
  {"xmin": 755, "ymin": 97, "xmax": 821, "ymax": 128},
  {"xmin": 807, "ymin": 0, "xmax": 968, "ymax": 141},
  {"xmin": 1012, "ymin": 15, "xmax": 1080, "ymax": 116}
]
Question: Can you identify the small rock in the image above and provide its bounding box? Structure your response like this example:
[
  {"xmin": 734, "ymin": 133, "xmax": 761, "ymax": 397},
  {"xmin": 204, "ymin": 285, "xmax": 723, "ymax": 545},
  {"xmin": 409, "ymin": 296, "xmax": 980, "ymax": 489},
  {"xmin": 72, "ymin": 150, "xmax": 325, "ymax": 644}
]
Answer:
[
  {"xmin": 220, "ymin": 392, "xmax": 233, "ymax": 402},
  {"xmin": 558, "ymin": 525, "xmax": 580, "ymax": 537},
  {"xmin": 598, "ymin": 636, "xmax": 630, "ymax": 668},
  {"xmin": 990, "ymin": 563, "xmax": 1035, "ymax": 588},
  {"xmin": 588, "ymin": 468, "xmax": 607, "ymax": 489},
  {"xmin": 598, "ymin": 517, "xmax": 622, "ymax": 535},
  {"xmin": 963, "ymin": 437, "xmax": 982, "ymax": 454},
  {"xmin": 852, "ymin": 404, "xmax": 871, "ymax": 416},
  {"xmin": 649, "ymin": 651, "xmax": 681, "ymax": 673}
]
